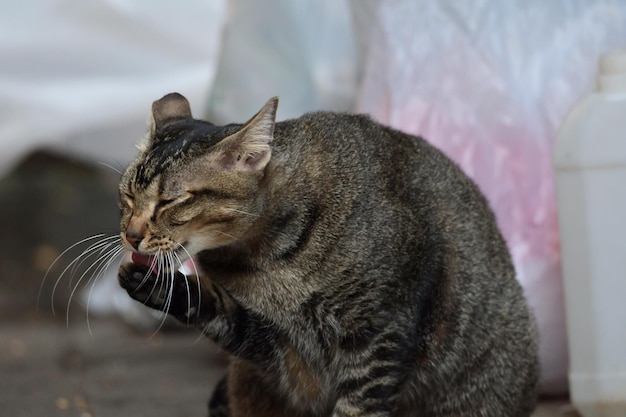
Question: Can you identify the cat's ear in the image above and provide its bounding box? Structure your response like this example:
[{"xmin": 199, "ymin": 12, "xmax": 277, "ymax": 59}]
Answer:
[
  {"xmin": 150, "ymin": 93, "xmax": 192, "ymax": 135},
  {"xmin": 212, "ymin": 97, "xmax": 278, "ymax": 172}
]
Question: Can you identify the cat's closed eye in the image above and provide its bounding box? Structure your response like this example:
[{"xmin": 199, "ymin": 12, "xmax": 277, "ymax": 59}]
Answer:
[
  {"xmin": 155, "ymin": 198, "xmax": 176, "ymax": 212},
  {"xmin": 119, "ymin": 192, "xmax": 134, "ymax": 209},
  {"xmin": 160, "ymin": 195, "xmax": 201, "ymax": 223}
]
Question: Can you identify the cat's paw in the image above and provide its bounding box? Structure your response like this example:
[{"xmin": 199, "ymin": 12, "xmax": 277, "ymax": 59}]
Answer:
[
  {"xmin": 118, "ymin": 262, "xmax": 203, "ymax": 323},
  {"xmin": 118, "ymin": 262, "xmax": 165, "ymax": 309}
]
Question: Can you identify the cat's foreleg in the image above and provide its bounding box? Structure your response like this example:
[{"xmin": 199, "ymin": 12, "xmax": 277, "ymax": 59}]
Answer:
[
  {"xmin": 118, "ymin": 262, "xmax": 214, "ymax": 324},
  {"xmin": 331, "ymin": 331, "xmax": 408, "ymax": 417},
  {"xmin": 118, "ymin": 262, "xmax": 278, "ymax": 362},
  {"xmin": 332, "ymin": 377, "xmax": 403, "ymax": 417}
]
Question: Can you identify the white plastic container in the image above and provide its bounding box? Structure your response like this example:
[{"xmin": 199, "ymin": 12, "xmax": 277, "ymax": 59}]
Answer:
[{"xmin": 554, "ymin": 49, "xmax": 626, "ymax": 417}]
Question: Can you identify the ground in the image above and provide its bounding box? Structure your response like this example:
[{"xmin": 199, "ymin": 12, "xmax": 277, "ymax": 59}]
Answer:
[{"xmin": 0, "ymin": 150, "xmax": 577, "ymax": 417}]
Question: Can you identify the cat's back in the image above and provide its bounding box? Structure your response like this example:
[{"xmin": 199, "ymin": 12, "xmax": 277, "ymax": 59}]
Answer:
[{"xmin": 273, "ymin": 110, "xmax": 492, "ymax": 230}]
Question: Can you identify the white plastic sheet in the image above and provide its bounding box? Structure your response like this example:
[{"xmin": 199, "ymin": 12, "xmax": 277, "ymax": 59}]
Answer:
[
  {"xmin": 0, "ymin": 0, "xmax": 227, "ymax": 174},
  {"xmin": 205, "ymin": 0, "xmax": 358, "ymax": 123}
]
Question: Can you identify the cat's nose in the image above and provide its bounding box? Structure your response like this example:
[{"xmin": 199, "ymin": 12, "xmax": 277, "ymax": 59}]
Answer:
[
  {"xmin": 125, "ymin": 231, "xmax": 143, "ymax": 250},
  {"xmin": 125, "ymin": 216, "xmax": 147, "ymax": 250}
]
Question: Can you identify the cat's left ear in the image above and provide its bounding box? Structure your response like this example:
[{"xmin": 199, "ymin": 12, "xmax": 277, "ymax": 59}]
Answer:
[
  {"xmin": 213, "ymin": 97, "xmax": 278, "ymax": 172},
  {"xmin": 150, "ymin": 92, "xmax": 193, "ymax": 136}
]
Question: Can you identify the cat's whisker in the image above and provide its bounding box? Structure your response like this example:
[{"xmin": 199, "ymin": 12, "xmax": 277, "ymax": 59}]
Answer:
[
  {"xmin": 138, "ymin": 250, "xmax": 160, "ymax": 307},
  {"xmin": 83, "ymin": 246, "xmax": 126, "ymax": 336},
  {"xmin": 67, "ymin": 236, "xmax": 121, "ymax": 290},
  {"xmin": 149, "ymin": 251, "xmax": 175, "ymax": 338},
  {"xmin": 174, "ymin": 242, "xmax": 199, "ymax": 277},
  {"xmin": 97, "ymin": 161, "xmax": 123, "ymax": 175},
  {"xmin": 167, "ymin": 251, "xmax": 177, "ymax": 314},
  {"xmin": 156, "ymin": 250, "xmax": 167, "ymax": 299},
  {"xmin": 216, "ymin": 230, "xmax": 238, "ymax": 240},
  {"xmin": 66, "ymin": 235, "xmax": 120, "ymax": 277},
  {"xmin": 134, "ymin": 252, "xmax": 160, "ymax": 293},
  {"xmin": 39, "ymin": 233, "xmax": 111, "ymax": 310},
  {"xmin": 172, "ymin": 250, "xmax": 193, "ymax": 323},
  {"xmin": 225, "ymin": 208, "xmax": 260, "ymax": 218},
  {"xmin": 47, "ymin": 234, "xmax": 121, "ymax": 316},
  {"xmin": 66, "ymin": 243, "xmax": 122, "ymax": 314},
  {"xmin": 66, "ymin": 245, "xmax": 125, "ymax": 331},
  {"xmin": 174, "ymin": 242, "xmax": 201, "ymax": 318}
]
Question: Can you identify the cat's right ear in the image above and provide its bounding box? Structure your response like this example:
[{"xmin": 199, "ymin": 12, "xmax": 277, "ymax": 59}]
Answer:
[
  {"xmin": 211, "ymin": 97, "xmax": 278, "ymax": 172},
  {"xmin": 149, "ymin": 93, "xmax": 192, "ymax": 136}
]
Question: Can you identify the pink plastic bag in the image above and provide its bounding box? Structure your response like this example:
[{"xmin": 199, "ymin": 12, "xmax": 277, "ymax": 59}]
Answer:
[{"xmin": 352, "ymin": 0, "xmax": 626, "ymax": 394}]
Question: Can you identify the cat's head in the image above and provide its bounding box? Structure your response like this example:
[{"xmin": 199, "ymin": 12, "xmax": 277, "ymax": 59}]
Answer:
[{"xmin": 119, "ymin": 93, "xmax": 278, "ymax": 267}]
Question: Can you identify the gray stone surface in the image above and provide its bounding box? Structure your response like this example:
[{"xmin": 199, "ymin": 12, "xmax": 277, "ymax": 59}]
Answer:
[{"xmin": 0, "ymin": 317, "xmax": 225, "ymax": 417}]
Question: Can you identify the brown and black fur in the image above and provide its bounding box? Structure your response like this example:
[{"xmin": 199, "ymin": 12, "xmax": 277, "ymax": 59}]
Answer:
[{"xmin": 117, "ymin": 93, "xmax": 539, "ymax": 416}]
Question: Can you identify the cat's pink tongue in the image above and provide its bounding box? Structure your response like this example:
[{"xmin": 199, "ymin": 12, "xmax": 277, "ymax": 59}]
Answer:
[
  {"xmin": 131, "ymin": 253, "xmax": 159, "ymax": 275},
  {"xmin": 180, "ymin": 258, "xmax": 197, "ymax": 275}
]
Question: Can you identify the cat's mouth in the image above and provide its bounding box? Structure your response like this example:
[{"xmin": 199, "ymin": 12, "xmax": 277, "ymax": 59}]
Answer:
[
  {"xmin": 130, "ymin": 251, "xmax": 196, "ymax": 276},
  {"xmin": 131, "ymin": 252, "xmax": 159, "ymax": 274}
]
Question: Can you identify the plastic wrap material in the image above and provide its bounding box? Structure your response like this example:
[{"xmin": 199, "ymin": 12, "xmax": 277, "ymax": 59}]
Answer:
[
  {"xmin": 205, "ymin": 0, "xmax": 358, "ymax": 123},
  {"xmin": 0, "ymin": 1, "xmax": 226, "ymax": 175}
]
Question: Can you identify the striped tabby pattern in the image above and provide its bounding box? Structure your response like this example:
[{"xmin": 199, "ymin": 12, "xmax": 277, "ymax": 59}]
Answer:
[{"xmin": 117, "ymin": 93, "xmax": 539, "ymax": 416}]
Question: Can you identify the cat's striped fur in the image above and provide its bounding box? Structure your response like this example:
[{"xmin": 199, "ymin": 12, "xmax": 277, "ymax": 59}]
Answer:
[{"xmin": 117, "ymin": 93, "xmax": 539, "ymax": 416}]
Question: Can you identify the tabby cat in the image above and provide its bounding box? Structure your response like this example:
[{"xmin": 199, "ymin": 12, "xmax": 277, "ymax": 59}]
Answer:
[{"xmin": 117, "ymin": 93, "xmax": 539, "ymax": 417}]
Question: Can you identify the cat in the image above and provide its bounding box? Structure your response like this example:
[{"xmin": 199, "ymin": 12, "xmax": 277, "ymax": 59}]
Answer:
[{"xmin": 117, "ymin": 92, "xmax": 539, "ymax": 417}]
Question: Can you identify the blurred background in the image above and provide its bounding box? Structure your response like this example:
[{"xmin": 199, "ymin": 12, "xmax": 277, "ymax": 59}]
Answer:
[{"xmin": 1, "ymin": 1, "xmax": 625, "ymax": 416}]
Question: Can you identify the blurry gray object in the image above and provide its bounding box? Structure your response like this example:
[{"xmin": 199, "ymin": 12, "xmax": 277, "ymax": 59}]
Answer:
[
  {"xmin": 0, "ymin": 0, "xmax": 227, "ymax": 175},
  {"xmin": 205, "ymin": 0, "xmax": 359, "ymax": 123}
]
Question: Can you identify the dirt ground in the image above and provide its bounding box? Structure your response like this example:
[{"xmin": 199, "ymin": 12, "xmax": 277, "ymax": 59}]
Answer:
[{"xmin": 0, "ymin": 150, "xmax": 575, "ymax": 417}]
